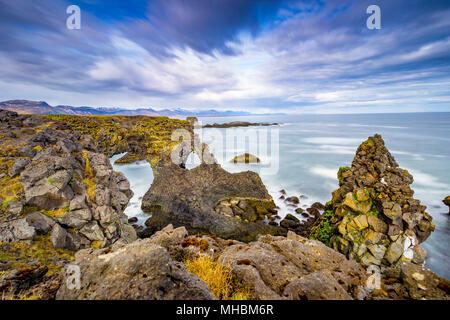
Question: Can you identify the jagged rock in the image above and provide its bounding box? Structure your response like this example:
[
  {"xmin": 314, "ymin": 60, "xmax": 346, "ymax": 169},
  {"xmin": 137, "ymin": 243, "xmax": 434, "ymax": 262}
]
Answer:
[
  {"xmin": 310, "ymin": 135, "xmax": 435, "ymax": 269},
  {"xmin": 59, "ymin": 209, "xmax": 92, "ymax": 228},
  {"xmin": 147, "ymin": 224, "xmax": 189, "ymax": 261},
  {"xmin": 69, "ymin": 195, "xmax": 88, "ymax": 211},
  {"xmin": 399, "ymin": 262, "xmax": 450, "ymax": 300},
  {"xmin": 218, "ymin": 232, "xmax": 366, "ymax": 300},
  {"xmin": 19, "ymin": 156, "xmax": 75, "ymax": 210},
  {"xmin": 79, "ymin": 135, "xmax": 97, "ymax": 152},
  {"xmin": 311, "ymin": 202, "xmax": 325, "ymax": 211},
  {"xmin": 115, "ymin": 171, "xmax": 133, "ymax": 198},
  {"xmin": 0, "ymin": 219, "xmax": 36, "ymax": 242},
  {"xmin": 0, "ymin": 266, "xmax": 49, "ymax": 295},
  {"xmin": 6, "ymin": 201, "xmax": 23, "ymax": 215},
  {"xmin": 80, "ymin": 221, "xmax": 105, "ymax": 241},
  {"xmin": 283, "ymin": 270, "xmax": 352, "ymax": 300},
  {"xmin": 25, "ymin": 211, "xmax": 55, "ymax": 234},
  {"xmin": 51, "ymin": 223, "xmax": 70, "ymax": 250},
  {"xmin": 56, "ymin": 240, "xmax": 216, "ymax": 300},
  {"xmin": 9, "ymin": 158, "xmax": 31, "ymax": 177},
  {"xmin": 142, "ymin": 163, "xmax": 284, "ymax": 241},
  {"xmin": 119, "ymin": 224, "xmax": 138, "ymax": 244}
]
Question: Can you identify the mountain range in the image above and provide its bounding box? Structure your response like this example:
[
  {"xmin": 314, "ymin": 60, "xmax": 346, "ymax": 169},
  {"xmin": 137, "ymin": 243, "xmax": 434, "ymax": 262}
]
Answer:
[{"xmin": 0, "ymin": 100, "xmax": 283, "ymax": 117}]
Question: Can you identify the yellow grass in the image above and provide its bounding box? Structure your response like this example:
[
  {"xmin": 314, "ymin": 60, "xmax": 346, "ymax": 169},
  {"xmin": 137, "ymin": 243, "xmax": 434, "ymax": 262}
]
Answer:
[
  {"xmin": 184, "ymin": 255, "xmax": 249, "ymax": 300},
  {"xmin": 82, "ymin": 151, "xmax": 96, "ymax": 202}
]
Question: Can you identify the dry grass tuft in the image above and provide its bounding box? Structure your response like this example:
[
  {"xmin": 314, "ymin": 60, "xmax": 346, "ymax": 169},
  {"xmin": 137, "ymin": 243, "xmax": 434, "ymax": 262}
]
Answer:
[
  {"xmin": 184, "ymin": 255, "xmax": 249, "ymax": 300},
  {"xmin": 82, "ymin": 151, "xmax": 96, "ymax": 202}
]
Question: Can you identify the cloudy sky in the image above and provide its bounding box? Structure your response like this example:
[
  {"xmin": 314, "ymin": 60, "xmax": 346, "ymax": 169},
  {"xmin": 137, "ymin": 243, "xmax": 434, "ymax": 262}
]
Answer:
[{"xmin": 0, "ymin": 0, "xmax": 449, "ymax": 113}]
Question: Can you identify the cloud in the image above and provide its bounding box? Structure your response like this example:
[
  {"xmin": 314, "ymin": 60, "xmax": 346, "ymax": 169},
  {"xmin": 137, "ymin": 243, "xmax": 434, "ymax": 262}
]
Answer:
[{"xmin": 0, "ymin": 0, "xmax": 449, "ymax": 112}]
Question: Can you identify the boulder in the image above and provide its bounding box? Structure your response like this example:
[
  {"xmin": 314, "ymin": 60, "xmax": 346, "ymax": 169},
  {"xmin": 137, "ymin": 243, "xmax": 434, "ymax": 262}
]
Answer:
[
  {"xmin": 142, "ymin": 163, "xmax": 284, "ymax": 242},
  {"xmin": 80, "ymin": 221, "xmax": 105, "ymax": 241},
  {"xmin": 19, "ymin": 156, "xmax": 74, "ymax": 210},
  {"xmin": 9, "ymin": 158, "xmax": 31, "ymax": 177},
  {"xmin": 6, "ymin": 201, "xmax": 23, "ymax": 215},
  {"xmin": 51, "ymin": 223, "xmax": 70, "ymax": 250},
  {"xmin": 399, "ymin": 262, "xmax": 450, "ymax": 300},
  {"xmin": 0, "ymin": 219, "xmax": 36, "ymax": 242},
  {"xmin": 311, "ymin": 202, "xmax": 325, "ymax": 211},
  {"xmin": 285, "ymin": 196, "xmax": 300, "ymax": 205},
  {"xmin": 56, "ymin": 240, "xmax": 216, "ymax": 300},
  {"xmin": 25, "ymin": 211, "xmax": 55, "ymax": 234},
  {"xmin": 218, "ymin": 232, "xmax": 366, "ymax": 300},
  {"xmin": 283, "ymin": 270, "xmax": 352, "ymax": 300},
  {"xmin": 59, "ymin": 209, "xmax": 92, "ymax": 229},
  {"xmin": 443, "ymin": 196, "xmax": 450, "ymax": 214}
]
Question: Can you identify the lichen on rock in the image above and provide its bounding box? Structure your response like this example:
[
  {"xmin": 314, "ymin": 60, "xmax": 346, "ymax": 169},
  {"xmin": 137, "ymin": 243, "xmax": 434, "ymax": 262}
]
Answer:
[
  {"xmin": 310, "ymin": 134, "xmax": 434, "ymax": 268},
  {"xmin": 141, "ymin": 162, "xmax": 284, "ymax": 242}
]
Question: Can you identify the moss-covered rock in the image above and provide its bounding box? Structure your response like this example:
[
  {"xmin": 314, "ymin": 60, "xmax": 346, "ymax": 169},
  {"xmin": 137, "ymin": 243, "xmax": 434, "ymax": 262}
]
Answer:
[{"xmin": 309, "ymin": 134, "xmax": 435, "ymax": 269}]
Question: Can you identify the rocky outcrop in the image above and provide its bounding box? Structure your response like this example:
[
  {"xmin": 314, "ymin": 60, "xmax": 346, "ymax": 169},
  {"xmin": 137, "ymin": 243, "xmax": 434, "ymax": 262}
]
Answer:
[
  {"xmin": 443, "ymin": 196, "xmax": 450, "ymax": 214},
  {"xmin": 218, "ymin": 232, "xmax": 368, "ymax": 300},
  {"xmin": 310, "ymin": 135, "xmax": 435, "ymax": 269},
  {"xmin": 203, "ymin": 121, "xmax": 278, "ymax": 128},
  {"xmin": 0, "ymin": 110, "xmax": 134, "ymax": 251},
  {"xmin": 232, "ymin": 153, "xmax": 261, "ymax": 164},
  {"xmin": 141, "ymin": 163, "xmax": 284, "ymax": 241},
  {"xmin": 56, "ymin": 237, "xmax": 216, "ymax": 300}
]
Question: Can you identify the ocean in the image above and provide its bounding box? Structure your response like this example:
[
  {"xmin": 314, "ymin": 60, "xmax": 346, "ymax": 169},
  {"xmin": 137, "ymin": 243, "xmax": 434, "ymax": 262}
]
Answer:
[{"xmin": 111, "ymin": 112, "xmax": 450, "ymax": 280}]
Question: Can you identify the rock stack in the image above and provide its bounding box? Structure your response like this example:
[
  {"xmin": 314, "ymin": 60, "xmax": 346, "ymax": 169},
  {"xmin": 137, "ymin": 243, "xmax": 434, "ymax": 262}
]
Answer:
[
  {"xmin": 0, "ymin": 110, "xmax": 135, "ymax": 251},
  {"xmin": 443, "ymin": 196, "xmax": 450, "ymax": 214},
  {"xmin": 310, "ymin": 134, "xmax": 434, "ymax": 268}
]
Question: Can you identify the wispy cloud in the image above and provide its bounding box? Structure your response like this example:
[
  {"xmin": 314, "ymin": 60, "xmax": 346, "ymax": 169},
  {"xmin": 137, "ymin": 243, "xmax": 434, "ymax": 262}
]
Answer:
[{"xmin": 0, "ymin": 0, "xmax": 449, "ymax": 113}]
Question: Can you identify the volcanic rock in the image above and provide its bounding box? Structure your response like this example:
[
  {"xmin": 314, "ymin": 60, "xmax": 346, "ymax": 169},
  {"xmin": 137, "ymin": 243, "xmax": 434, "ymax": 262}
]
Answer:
[
  {"xmin": 142, "ymin": 163, "xmax": 284, "ymax": 241},
  {"xmin": 309, "ymin": 135, "xmax": 435, "ymax": 268}
]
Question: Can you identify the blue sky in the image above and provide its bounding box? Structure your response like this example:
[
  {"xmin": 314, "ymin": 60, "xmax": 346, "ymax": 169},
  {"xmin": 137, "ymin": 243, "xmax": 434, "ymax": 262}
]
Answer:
[{"xmin": 0, "ymin": 0, "xmax": 449, "ymax": 113}]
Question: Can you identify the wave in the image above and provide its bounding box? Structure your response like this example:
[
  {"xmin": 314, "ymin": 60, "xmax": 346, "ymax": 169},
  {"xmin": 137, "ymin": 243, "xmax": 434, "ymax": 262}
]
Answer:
[
  {"xmin": 310, "ymin": 166, "xmax": 338, "ymax": 180},
  {"xmin": 302, "ymin": 137, "xmax": 363, "ymax": 145}
]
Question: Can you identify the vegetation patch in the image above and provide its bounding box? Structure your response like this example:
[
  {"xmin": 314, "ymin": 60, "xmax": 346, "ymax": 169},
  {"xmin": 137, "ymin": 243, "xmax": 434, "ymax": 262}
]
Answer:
[
  {"xmin": 309, "ymin": 209, "xmax": 334, "ymax": 246},
  {"xmin": 81, "ymin": 151, "xmax": 96, "ymax": 202},
  {"xmin": 0, "ymin": 235, "xmax": 74, "ymax": 277},
  {"xmin": 184, "ymin": 255, "xmax": 249, "ymax": 300},
  {"xmin": 40, "ymin": 208, "xmax": 69, "ymax": 218}
]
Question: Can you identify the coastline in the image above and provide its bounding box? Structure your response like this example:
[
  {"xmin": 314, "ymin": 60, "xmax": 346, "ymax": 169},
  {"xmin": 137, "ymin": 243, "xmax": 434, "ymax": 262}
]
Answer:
[{"xmin": 0, "ymin": 110, "xmax": 449, "ymax": 300}]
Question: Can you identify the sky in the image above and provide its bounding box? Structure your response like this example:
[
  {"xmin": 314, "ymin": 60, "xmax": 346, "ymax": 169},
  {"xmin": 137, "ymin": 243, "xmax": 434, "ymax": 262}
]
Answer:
[{"xmin": 0, "ymin": 0, "xmax": 449, "ymax": 114}]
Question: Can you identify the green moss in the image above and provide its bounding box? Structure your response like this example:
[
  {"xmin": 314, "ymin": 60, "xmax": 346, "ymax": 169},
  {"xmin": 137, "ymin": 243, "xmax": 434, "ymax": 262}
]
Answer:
[
  {"xmin": 337, "ymin": 166, "xmax": 350, "ymax": 185},
  {"xmin": 41, "ymin": 114, "xmax": 192, "ymax": 168},
  {"xmin": 309, "ymin": 209, "xmax": 334, "ymax": 246},
  {"xmin": 0, "ymin": 175, "xmax": 23, "ymax": 215},
  {"xmin": 40, "ymin": 208, "xmax": 68, "ymax": 218},
  {"xmin": 0, "ymin": 235, "xmax": 74, "ymax": 277},
  {"xmin": 114, "ymin": 152, "xmax": 146, "ymax": 164}
]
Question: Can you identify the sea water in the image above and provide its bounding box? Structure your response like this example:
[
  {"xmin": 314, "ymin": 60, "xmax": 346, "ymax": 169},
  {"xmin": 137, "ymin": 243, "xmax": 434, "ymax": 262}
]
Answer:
[
  {"xmin": 109, "ymin": 155, "xmax": 153, "ymax": 227},
  {"xmin": 111, "ymin": 112, "xmax": 450, "ymax": 279}
]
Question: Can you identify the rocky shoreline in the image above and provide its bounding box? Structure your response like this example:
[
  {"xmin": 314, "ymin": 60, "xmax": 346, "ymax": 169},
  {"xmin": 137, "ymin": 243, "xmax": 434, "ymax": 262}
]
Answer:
[
  {"xmin": 201, "ymin": 121, "xmax": 279, "ymax": 128},
  {"xmin": 0, "ymin": 109, "xmax": 448, "ymax": 300}
]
